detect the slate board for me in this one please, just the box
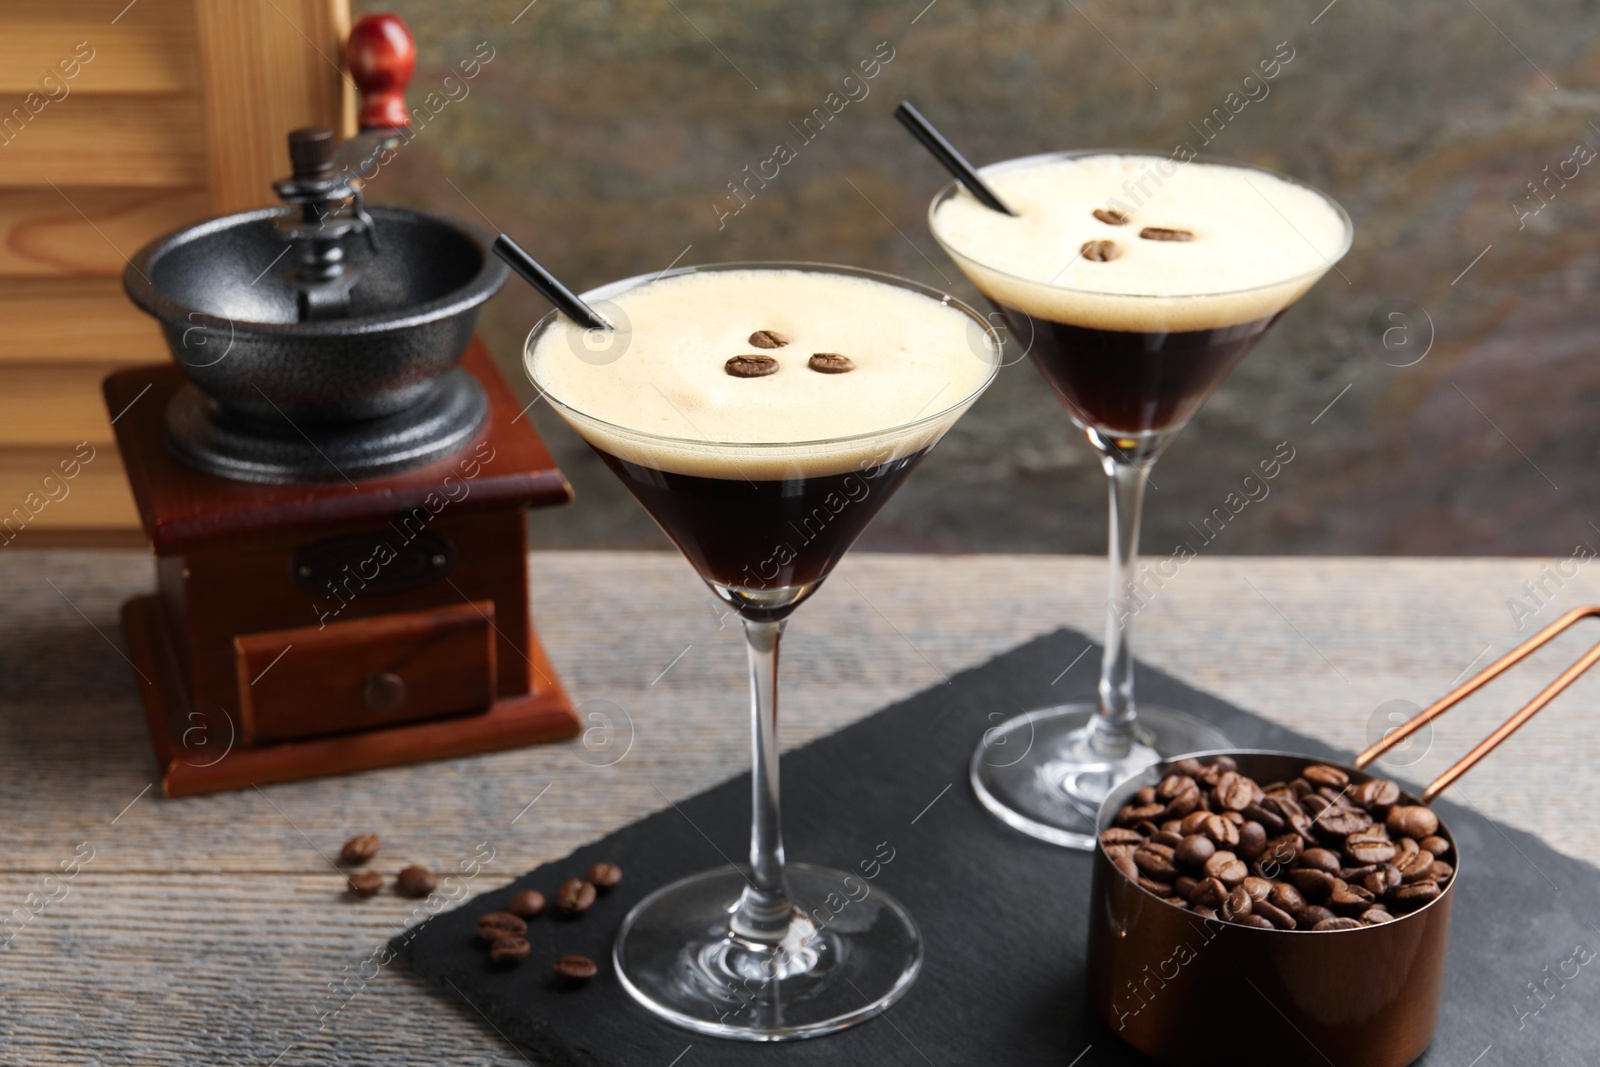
[395,629,1600,1065]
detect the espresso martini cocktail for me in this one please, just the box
[526,263,999,1040]
[929,151,1352,849]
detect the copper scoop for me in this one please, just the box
[1086,606,1600,1067]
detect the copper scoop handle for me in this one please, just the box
[1353,605,1600,803]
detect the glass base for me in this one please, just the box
[969,703,1231,849]
[613,863,922,1041]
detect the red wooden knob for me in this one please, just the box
[346,13,415,131]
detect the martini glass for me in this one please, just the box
[928,150,1353,849]
[524,262,1000,1039]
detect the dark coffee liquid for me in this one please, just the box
[994,302,1280,434]
[593,447,928,590]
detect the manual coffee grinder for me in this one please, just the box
[109,16,579,796]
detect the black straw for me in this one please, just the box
[493,234,611,331]
[893,100,1017,216]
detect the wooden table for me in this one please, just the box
[4,550,1597,1063]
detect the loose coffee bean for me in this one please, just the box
[1254,899,1297,930]
[1203,814,1240,848]
[1193,906,1220,920]
[1427,860,1454,882]
[1345,834,1397,865]
[555,877,597,916]
[510,889,546,919]
[347,872,384,898]
[1179,811,1212,835]
[396,865,437,898]
[1135,786,1158,805]
[1139,226,1195,242]
[1268,883,1305,912]
[1242,802,1286,834]
[1393,881,1442,904]
[553,954,599,982]
[1121,802,1167,823]
[1294,904,1337,927]
[1236,914,1276,929]
[477,912,527,943]
[1134,843,1180,881]
[1242,876,1275,902]
[1175,834,1215,868]
[1361,907,1396,925]
[1222,885,1253,921]
[1289,868,1340,901]
[725,354,779,378]
[1175,875,1202,900]
[1387,805,1439,839]
[1355,778,1401,810]
[1214,857,1249,887]
[1313,917,1364,932]
[1100,828,1144,846]
[1164,896,1191,910]
[1112,851,1139,882]
[1157,774,1196,800]
[1301,848,1342,873]
[1329,883,1376,914]
[587,862,623,891]
[1237,821,1268,863]
[490,937,531,966]
[1395,849,1435,883]
[340,833,380,865]
[748,329,789,349]
[1214,771,1254,811]
[1260,834,1302,870]
[1150,830,1186,849]
[1190,876,1229,909]
[1092,207,1130,225]
[1318,808,1374,836]
[808,353,855,374]
[1362,867,1400,897]
[1137,875,1175,896]
[1303,764,1350,789]
[1164,787,1203,818]
[1081,239,1120,262]
[1420,835,1451,858]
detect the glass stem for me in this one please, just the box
[733,617,794,943]
[1090,441,1159,759]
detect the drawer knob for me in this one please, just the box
[363,672,407,714]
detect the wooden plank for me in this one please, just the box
[0,0,200,95]
[0,361,125,445]
[1,553,1597,868]
[0,278,167,363]
[0,187,210,277]
[0,94,207,188]
[0,443,137,532]
[194,0,354,214]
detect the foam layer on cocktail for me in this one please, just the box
[931,154,1350,333]
[527,268,996,478]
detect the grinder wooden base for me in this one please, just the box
[106,339,581,797]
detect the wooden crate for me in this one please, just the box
[0,0,354,545]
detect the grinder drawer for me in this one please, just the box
[234,601,497,744]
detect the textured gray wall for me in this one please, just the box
[355,0,1600,557]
